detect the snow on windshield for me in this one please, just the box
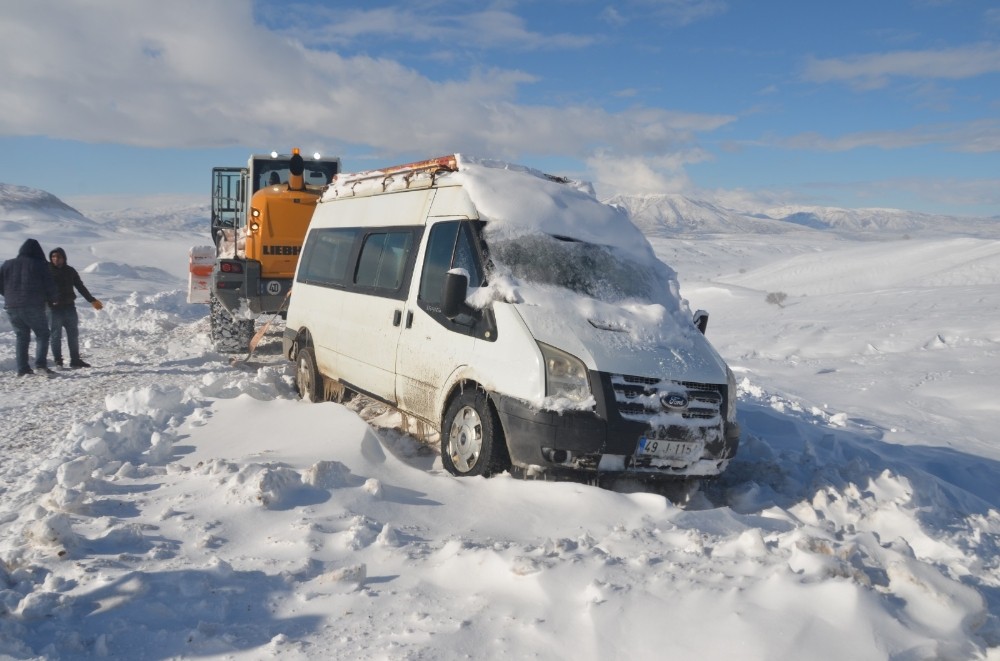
[487,233,659,303]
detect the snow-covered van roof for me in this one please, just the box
[322,154,658,264]
[320,154,702,354]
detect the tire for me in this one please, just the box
[296,347,323,402]
[209,292,254,353]
[441,388,510,477]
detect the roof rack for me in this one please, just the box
[382,155,457,177]
[335,155,458,194]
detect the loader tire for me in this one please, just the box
[209,292,254,353]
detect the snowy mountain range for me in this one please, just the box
[2,181,997,242]
[606,191,1000,238]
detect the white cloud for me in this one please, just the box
[272,6,598,51]
[0,0,730,164]
[632,0,728,26]
[803,43,1000,89]
[761,119,1000,154]
[585,148,711,197]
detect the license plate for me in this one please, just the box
[637,437,702,460]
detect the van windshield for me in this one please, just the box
[487,233,660,303]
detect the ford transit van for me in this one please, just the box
[283,155,739,482]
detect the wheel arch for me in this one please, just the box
[440,378,509,451]
[290,326,313,361]
[439,378,512,477]
[440,378,494,429]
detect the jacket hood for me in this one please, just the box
[49,247,67,262]
[18,239,45,260]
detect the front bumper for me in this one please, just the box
[494,370,739,478]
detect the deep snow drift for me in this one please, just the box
[0,184,999,660]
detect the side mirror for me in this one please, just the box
[441,270,476,319]
[693,309,709,334]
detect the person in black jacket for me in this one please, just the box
[47,247,103,368]
[0,238,59,376]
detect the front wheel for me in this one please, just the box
[441,388,510,477]
[296,347,323,402]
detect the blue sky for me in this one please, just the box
[1,0,998,216]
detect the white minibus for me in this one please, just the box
[283,155,739,483]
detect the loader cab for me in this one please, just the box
[210,152,340,252]
[249,153,338,194]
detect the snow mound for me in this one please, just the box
[81,261,176,284]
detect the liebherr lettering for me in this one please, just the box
[262,245,301,255]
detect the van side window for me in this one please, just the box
[355,231,414,291]
[419,221,483,305]
[298,228,358,286]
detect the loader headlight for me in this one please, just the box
[539,342,591,404]
[249,222,260,232]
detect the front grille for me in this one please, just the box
[610,374,724,423]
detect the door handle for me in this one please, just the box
[392,309,402,327]
[405,310,414,329]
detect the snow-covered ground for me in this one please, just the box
[1,184,999,660]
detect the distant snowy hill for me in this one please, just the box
[0,184,203,281]
[0,184,209,247]
[763,204,956,234]
[605,193,798,236]
[0,182,87,219]
[606,192,999,239]
[0,183,102,240]
[82,201,209,235]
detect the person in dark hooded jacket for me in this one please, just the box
[0,238,58,376]
[47,247,103,368]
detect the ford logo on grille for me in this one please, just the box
[661,392,688,410]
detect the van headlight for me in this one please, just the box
[539,342,591,404]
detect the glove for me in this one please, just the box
[91,299,104,311]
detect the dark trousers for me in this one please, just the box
[48,305,81,363]
[6,305,50,372]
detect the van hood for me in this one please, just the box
[511,295,729,385]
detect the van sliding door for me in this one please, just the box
[336,228,419,403]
